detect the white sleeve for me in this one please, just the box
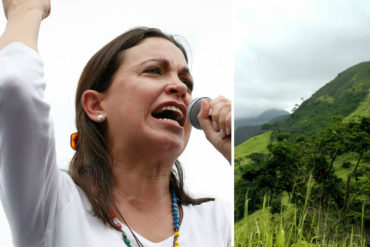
[0,43,59,247]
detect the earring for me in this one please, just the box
[97,114,105,122]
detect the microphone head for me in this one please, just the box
[186,97,211,129]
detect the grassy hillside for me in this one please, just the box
[235,131,272,162]
[235,131,271,181]
[234,62,370,246]
[234,125,263,146]
[235,110,289,145]
[345,89,370,120]
[274,61,370,142]
[235,61,370,178]
[234,118,370,245]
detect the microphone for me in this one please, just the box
[186,97,211,129]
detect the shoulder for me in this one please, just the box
[183,198,231,223]
[180,199,232,246]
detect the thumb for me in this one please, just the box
[198,99,213,133]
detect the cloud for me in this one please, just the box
[235,0,370,118]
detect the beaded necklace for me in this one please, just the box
[111,188,180,247]
[70,135,181,245]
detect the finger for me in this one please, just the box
[208,95,228,109]
[209,101,223,132]
[225,111,231,136]
[198,100,219,147]
[44,6,51,19]
[209,97,231,136]
[221,101,232,137]
[198,99,224,145]
[218,106,229,138]
[198,99,213,132]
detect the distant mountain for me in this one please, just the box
[234,109,289,146]
[235,109,290,127]
[274,61,370,142]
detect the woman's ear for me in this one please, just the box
[81,90,106,122]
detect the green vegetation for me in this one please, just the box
[235,131,272,161]
[346,89,370,120]
[235,131,271,181]
[234,117,370,246]
[235,181,368,247]
[317,95,334,104]
[272,62,370,142]
[234,62,370,246]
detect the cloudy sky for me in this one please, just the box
[0,1,232,246]
[235,0,370,119]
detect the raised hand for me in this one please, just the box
[2,0,50,19]
[0,0,50,50]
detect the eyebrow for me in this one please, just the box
[139,58,168,66]
[139,58,191,74]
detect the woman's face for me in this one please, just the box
[102,37,193,160]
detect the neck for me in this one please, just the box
[109,152,180,243]
[111,155,175,208]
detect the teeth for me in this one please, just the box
[159,105,184,118]
[159,118,181,126]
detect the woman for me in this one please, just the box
[0,0,231,246]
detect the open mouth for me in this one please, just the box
[152,105,185,127]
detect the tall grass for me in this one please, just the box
[235,176,368,247]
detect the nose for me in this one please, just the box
[165,79,187,98]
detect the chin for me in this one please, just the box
[158,136,186,153]
[139,125,190,157]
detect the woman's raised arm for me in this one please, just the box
[0,0,50,50]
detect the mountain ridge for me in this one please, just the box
[235,60,370,157]
[235,109,290,127]
[235,109,289,146]
[275,61,370,141]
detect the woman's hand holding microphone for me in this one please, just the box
[197,96,232,164]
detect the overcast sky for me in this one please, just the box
[0,1,232,246]
[235,0,370,119]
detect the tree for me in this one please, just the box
[262,123,272,131]
[331,117,370,232]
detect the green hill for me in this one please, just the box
[235,131,272,161]
[235,61,370,169]
[345,88,370,120]
[275,61,370,141]
[235,131,271,181]
[234,61,370,246]
[234,125,263,146]
[235,109,289,146]
[235,60,370,202]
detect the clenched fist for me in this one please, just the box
[2,0,50,19]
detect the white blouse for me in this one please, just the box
[0,42,231,247]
